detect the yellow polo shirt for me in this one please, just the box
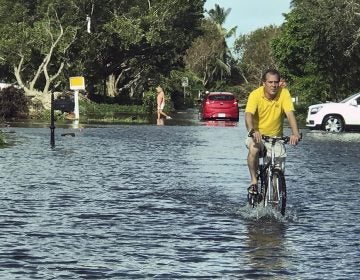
[245,86,294,136]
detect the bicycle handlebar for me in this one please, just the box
[262,133,302,144]
[248,129,302,144]
[262,135,290,144]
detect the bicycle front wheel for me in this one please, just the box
[272,169,287,216]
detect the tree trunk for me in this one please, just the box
[107,74,116,97]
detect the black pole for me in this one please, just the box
[50,92,55,148]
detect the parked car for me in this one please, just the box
[306,92,360,132]
[200,92,239,121]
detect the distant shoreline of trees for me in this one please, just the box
[0,0,359,120]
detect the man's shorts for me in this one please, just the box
[245,136,287,171]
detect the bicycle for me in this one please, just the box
[247,134,301,216]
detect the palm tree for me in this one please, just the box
[207,4,237,83]
[208,4,230,26]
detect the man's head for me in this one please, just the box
[262,69,281,99]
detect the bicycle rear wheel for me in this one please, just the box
[272,169,287,215]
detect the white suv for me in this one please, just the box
[306,92,360,132]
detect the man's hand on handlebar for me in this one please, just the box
[289,133,302,146]
[248,129,302,145]
[248,129,262,143]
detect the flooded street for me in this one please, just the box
[0,113,359,279]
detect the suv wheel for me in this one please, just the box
[323,115,344,132]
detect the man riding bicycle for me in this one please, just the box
[245,69,301,195]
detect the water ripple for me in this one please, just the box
[0,123,359,278]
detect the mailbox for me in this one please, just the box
[53,98,75,113]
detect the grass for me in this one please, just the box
[0,131,7,146]
[84,114,149,124]
[79,99,151,123]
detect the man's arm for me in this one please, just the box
[245,112,261,143]
[285,110,301,145]
[245,112,253,132]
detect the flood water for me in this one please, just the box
[1,112,359,279]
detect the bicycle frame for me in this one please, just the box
[263,137,283,208]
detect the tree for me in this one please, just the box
[0,86,28,119]
[273,0,360,103]
[0,0,205,108]
[207,4,237,84]
[0,0,79,101]
[234,25,281,85]
[207,3,231,26]
[184,4,237,89]
[184,20,227,88]
[78,0,205,100]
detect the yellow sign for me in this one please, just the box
[69,76,85,90]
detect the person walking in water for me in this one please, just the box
[156,86,172,120]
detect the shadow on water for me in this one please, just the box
[242,219,290,279]
[232,199,292,278]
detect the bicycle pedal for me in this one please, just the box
[247,194,257,207]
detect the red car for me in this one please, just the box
[200,92,239,121]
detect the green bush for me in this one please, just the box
[142,89,174,115]
[142,90,157,115]
[0,86,29,119]
[294,103,308,128]
[81,102,144,116]
[78,98,147,123]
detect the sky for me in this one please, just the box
[204,0,292,47]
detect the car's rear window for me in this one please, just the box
[208,95,234,101]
